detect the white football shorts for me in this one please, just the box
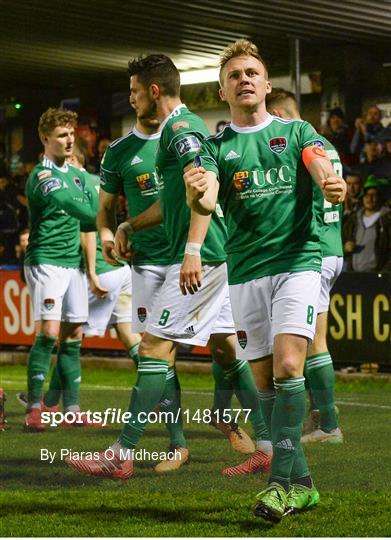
[318,256,343,313]
[25,264,88,323]
[229,270,321,360]
[83,264,132,337]
[146,262,235,345]
[131,264,170,332]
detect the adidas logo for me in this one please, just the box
[224,150,240,161]
[275,438,295,450]
[131,155,143,165]
[184,325,195,336]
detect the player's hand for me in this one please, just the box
[322,176,346,204]
[180,254,203,295]
[114,226,133,262]
[89,274,109,299]
[101,240,123,267]
[344,240,356,254]
[184,167,208,205]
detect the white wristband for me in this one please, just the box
[185,242,202,256]
[118,221,135,237]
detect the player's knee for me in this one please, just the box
[278,357,302,378]
[39,330,58,341]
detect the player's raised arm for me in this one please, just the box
[302,144,347,205]
[184,166,219,215]
[40,176,97,226]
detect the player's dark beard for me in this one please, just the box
[138,101,158,123]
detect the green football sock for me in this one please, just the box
[159,367,186,448]
[258,390,276,434]
[129,343,139,366]
[57,340,82,409]
[223,359,270,442]
[270,377,307,485]
[43,362,62,407]
[27,334,57,408]
[212,360,234,416]
[290,444,310,483]
[119,357,169,449]
[305,353,338,432]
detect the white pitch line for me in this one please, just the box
[2,379,391,410]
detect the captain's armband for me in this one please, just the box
[302,145,328,170]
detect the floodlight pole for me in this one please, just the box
[290,37,301,111]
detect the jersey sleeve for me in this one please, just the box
[198,138,220,177]
[34,173,97,228]
[165,121,207,169]
[299,121,326,150]
[79,172,99,232]
[100,146,122,194]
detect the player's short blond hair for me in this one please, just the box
[38,108,78,141]
[219,39,268,83]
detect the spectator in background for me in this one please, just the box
[321,107,354,170]
[358,134,391,183]
[0,167,19,262]
[344,171,362,218]
[15,228,29,282]
[343,177,391,272]
[88,137,111,173]
[351,105,388,160]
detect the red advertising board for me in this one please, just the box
[0,270,208,355]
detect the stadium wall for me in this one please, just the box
[0,270,390,370]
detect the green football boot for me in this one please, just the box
[284,483,320,515]
[254,482,288,523]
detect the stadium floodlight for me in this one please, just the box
[180,67,220,85]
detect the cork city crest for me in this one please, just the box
[43,298,55,311]
[137,307,147,322]
[237,330,247,349]
[233,171,251,192]
[269,137,287,154]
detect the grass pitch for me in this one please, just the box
[1,364,390,537]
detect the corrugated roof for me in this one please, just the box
[0,0,390,92]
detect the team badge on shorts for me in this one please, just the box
[269,137,287,155]
[43,298,55,311]
[233,171,251,192]
[237,330,247,349]
[73,177,83,190]
[137,307,147,323]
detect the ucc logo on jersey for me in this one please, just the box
[233,171,251,192]
[137,307,147,323]
[136,173,153,191]
[73,177,83,190]
[269,137,287,155]
[237,330,247,349]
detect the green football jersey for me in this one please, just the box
[156,104,227,264]
[25,157,96,268]
[312,136,344,258]
[100,128,171,266]
[199,114,323,285]
[82,171,126,275]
